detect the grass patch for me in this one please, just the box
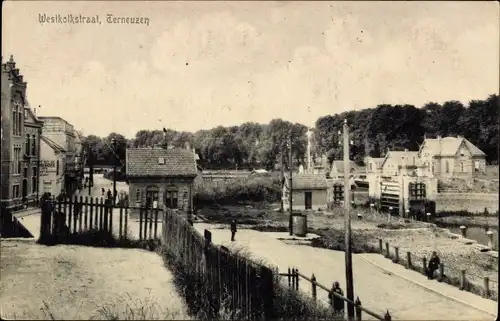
[39,291,187,320]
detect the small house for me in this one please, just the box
[365,157,385,175]
[418,136,487,179]
[126,147,198,214]
[282,173,328,211]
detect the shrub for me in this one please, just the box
[194,175,282,206]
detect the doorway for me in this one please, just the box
[22,179,28,203]
[304,191,312,210]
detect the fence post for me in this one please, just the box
[460,225,467,238]
[288,267,291,288]
[311,274,317,301]
[459,270,466,290]
[422,257,427,275]
[394,247,399,263]
[385,242,390,258]
[406,252,412,269]
[355,297,362,321]
[379,239,383,253]
[483,277,490,298]
[384,310,392,321]
[438,263,445,282]
[295,268,299,291]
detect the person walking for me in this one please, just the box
[101,188,105,196]
[328,281,345,317]
[106,189,112,200]
[427,251,441,280]
[230,219,237,242]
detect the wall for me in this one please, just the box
[39,139,64,196]
[284,189,328,211]
[436,193,499,213]
[128,177,195,216]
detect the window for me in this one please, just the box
[12,105,17,135]
[23,167,28,178]
[145,186,159,209]
[369,163,373,171]
[12,185,19,198]
[32,167,37,193]
[445,161,449,173]
[136,189,141,203]
[13,147,21,174]
[25,135,30,155]
[474,161,480,172]
[461,162,465,172]
[165,188,178,209]
[31,135,36,155]
[56,160,60,176]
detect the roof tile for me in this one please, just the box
[126,148,197,178]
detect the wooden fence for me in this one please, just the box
[39,196,161,242]
[377,239,498,301]
[161,207,275,320]
[280,268,392,321]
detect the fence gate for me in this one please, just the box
[380,180,399,212]
[39,196,162,243]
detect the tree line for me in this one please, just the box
[81,94,499,169]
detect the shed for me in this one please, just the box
[282,173,328,211]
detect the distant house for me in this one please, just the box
[126,147,198,214]
[380,150,420,177]
[329,160,360,180]
[39,135,66,196]
[283,173,328,210]
[365,157,385,175]
[418,136,487,179]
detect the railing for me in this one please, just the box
[377,238,498,301]
[279,268,392,321]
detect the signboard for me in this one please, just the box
[39,160,56,177]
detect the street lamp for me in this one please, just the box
[111,138,117,205]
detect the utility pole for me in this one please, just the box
[280,146,284,212]
[288,134,293,236]
[88,145,93,196]
[343,119,355,320]
[111,138,117,206]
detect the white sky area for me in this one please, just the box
[2,1,499,138]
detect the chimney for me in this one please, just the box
[184,141,191,150]
[404,148,408,152]
[457,135,463,139]
[437,135,442,140]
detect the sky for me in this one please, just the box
[2,1,499,138]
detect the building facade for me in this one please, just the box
[283,173,328,211]
[39,135,66,196]
[126,147,198,216]
[1,55,43,210]
[380,150,420,177]
[329,160,360,180]
[38,116,84,195]
[418,136,487,179]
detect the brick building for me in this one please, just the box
[1,55,43,210]
[126,147,198,215]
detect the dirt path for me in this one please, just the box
[0,240,189,320]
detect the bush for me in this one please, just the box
[194,175,282,206]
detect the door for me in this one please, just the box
[304,191,312,210]
[22,179,28,201]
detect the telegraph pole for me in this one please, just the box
[88,145,93,196]
[111,138,117,206]
[288,134,293,236]
[343,119,355,320]
[280,146,284,212]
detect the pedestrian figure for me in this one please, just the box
[230,219,237,241]
[101,188,105,196]
[107,189,112,200]
[427,251,441,280]
[328,281,344,316]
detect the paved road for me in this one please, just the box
[194,223,496,320]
